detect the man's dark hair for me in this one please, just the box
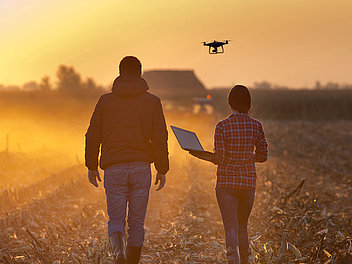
[228,85,251,113]
[119,56,142,76]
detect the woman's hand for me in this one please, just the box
[188,150,214,162]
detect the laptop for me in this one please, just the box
[170,125,213,154]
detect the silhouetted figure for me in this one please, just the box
[189,85,268,264]
[85,56,169,264]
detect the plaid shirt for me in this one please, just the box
[212,113,268,190]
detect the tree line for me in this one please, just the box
[1,66,352,92]
[0,65,104,93]
[252,80,352,90]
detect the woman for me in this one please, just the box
[189,85,268,264]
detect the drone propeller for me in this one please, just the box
[202,40,231,43]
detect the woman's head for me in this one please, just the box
[228,85,251,113]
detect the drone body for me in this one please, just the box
[203,40,230,54]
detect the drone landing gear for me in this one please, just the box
[208,46,224,54]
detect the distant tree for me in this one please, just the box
[82,77,99,91]
[56,65,82,92]
[23,81,39,91]
[274,84,289,90]
[39,76,52,91]
[315,81,322,90]
[6,85,21,91]
[341,84,352,90]
[325,82,340,90]
[254,81,272,90]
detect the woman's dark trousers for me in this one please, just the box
[216,188,255,264]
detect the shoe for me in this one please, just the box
[109,232,126,264]
[126,246,142,264]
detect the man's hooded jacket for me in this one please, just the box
[85,75,169,175]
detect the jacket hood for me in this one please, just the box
[112,75,149,97]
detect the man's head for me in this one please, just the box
[228,85,251,113]
[119,56,142,77]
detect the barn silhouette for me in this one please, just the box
[142,70,207,98]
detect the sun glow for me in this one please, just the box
[1,0,352,88]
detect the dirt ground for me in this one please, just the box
[0,117,351,263]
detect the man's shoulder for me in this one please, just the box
[144,91,160,102]
[98,91,161,107]
[140,92,162,106]
[97,92,114,102]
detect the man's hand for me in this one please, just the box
[88,170,101,187]
[154,173,166,191]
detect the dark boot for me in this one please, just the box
[126,246,142,264]
[109,232,126,264]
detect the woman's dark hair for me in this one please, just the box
[228,85,251,113]
[119,56,142,76]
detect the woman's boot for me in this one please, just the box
[109,232,126,264]
[126,246,142,264]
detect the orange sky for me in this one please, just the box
[1,0,352,88]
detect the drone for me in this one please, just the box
[203,40,230,54]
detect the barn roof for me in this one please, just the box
[142,70,206,96]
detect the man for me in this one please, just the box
[85,56,169,264]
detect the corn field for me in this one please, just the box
[0,111,351,263]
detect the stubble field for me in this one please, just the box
[0,109,351,263]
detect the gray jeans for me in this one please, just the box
[104,161,151,247]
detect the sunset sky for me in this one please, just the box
[1,0,351,88]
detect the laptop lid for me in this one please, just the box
[170,125,204,151]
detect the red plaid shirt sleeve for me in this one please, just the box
[254,123,268,162]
